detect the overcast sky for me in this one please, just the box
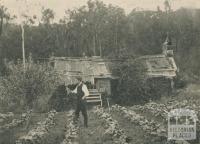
[1,0,200,23]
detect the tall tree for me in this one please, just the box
[0,4,10,36]
[63,0,127,57]
[41,8,55,24]
[0,2,10,76]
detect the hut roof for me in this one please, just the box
[51,54,177,80]
[139,54,177,78]
[52,57,113,78]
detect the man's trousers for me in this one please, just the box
[74,99,88,127]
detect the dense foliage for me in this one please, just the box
[112,58,150,105]
[0,60,60,111]
[112,57,174,105]
[0,0,200,77]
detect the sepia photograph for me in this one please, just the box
[0,0,200,144]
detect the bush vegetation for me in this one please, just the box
[0,60,60,112]
[0,0,200,78]
[112,57,174,105]
[112,58,149,105]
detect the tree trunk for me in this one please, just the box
[0,16,3,36]
[21,24,26,72]
[115,16,118,53]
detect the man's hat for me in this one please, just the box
[76,76,82,81]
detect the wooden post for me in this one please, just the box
[107,98,110,112]
[93,35,96,56]
[99,40,102,57]
[170,78,174,93]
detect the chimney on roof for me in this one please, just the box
[162,33,173,57]
[50,52,55,58]
[82,52,87,58]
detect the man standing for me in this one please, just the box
[71,76,89,127]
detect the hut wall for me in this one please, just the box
[95,78,111,95]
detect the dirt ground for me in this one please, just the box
[0,83,200,144]
[0,110,165,144]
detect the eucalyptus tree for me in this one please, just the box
[63,0,127,57]
[0,2,11,76]
[41,8,55,25]
[0,3,10,36]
